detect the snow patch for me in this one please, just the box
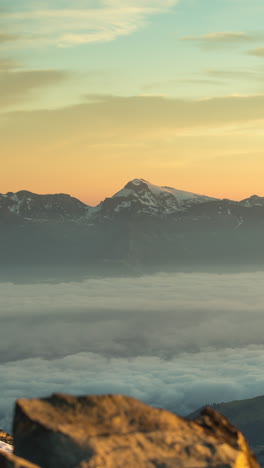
[114,201,132,212]
[113,188,133,199]
[234,217,244,230]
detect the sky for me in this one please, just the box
[1,0,264,205]
[1,271,264,431]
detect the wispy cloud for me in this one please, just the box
[207,68,264,82]
[248,47,264,57]
[0,58,19,71]
[142,78,225,92]
[0,33,20,43]
[142,65,264,93]
[181,32,257,49]
[0,69,70,108]
[0,0,179,47]
[182,32,251,42]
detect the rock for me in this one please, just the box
[0,433,13,446]
[0,451,40,468]
[12,393,259,468]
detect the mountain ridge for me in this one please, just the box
[1,178,262,223]
[1,178,264,268]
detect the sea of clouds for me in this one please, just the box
[1,271,264,430]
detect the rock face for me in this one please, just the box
[7,393,259,468]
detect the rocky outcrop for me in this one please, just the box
[2,393,259,468]
[189,395,264,448]
[0,433,13,446]
[0,431,13,460]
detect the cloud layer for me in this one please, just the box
[1,271,264,430]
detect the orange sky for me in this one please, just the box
[1,1,264,205]
[1,95,264,205]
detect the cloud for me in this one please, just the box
[0,69,70,108]
[0,58,19,71]
[1,348,264,432]
[207,68,264,82]
[1,271,264,431]
[248,47,264,57]
[143,67,264,92]
[0,33,20,43]
[181,32,255,49]
[182,32,251,42]
[0,0,179,47]
[142,78,225,92]
[2,93,264,137]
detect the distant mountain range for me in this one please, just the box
[2,178,264,222]
[1,179,264,269]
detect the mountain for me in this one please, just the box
[188,394,264,466]
[241,195,264,208]
[96,179,217,219]
[0,180,217,223]
[1,180,264,225]
[1,179,264,271]
[0,190,90,222]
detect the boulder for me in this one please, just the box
[11,393,259,468]
[0,433,13,446]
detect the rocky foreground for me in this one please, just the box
[0,432,13,447]
[0,393,259,468]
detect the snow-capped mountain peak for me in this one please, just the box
[99,178,218,218]
[114,179,215,201]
